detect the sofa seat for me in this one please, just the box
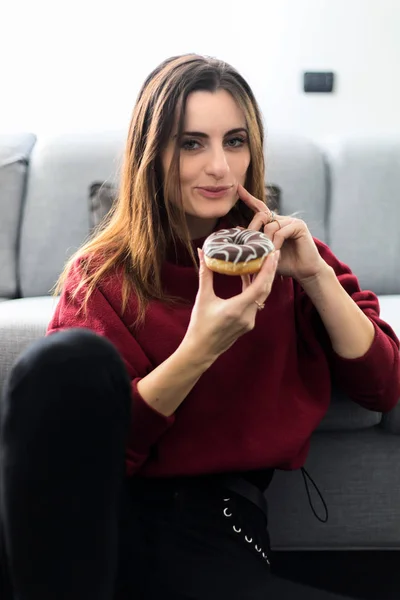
[2,293,398,434]
[318,294,400,433]
[0,296,59,397]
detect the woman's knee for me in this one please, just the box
[3,328,131,417]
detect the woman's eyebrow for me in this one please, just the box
[175,127,248,139]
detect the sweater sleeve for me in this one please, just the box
[46,259,175,475]
[294,239,400,412]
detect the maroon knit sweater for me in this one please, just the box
[47,232,400,478]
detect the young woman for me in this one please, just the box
[1,54,399,600]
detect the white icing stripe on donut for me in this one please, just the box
[203,228,275,264]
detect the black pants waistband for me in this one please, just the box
[130,470,274,520]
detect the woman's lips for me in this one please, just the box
[195,186,233,199]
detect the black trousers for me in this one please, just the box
[0,329,346,599]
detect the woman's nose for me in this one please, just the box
[204,147,230,179]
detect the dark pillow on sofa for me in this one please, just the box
[88,182,281,231]
[266,185,280,212]
[89,182,118,230]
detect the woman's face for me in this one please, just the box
[161,89,251,239]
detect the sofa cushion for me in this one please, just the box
[265,134,327,242]
[19,131,127,298]
[376,295,400,434]
[318,294,400,433]
[325,136,400,294]
[89,181,118,230]
[317,387,381,432]
[268,428,400,549]
[0,296,58,398]
[0,133,36,298]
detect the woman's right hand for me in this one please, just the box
[183,248,280,363]
[137,247,279,419]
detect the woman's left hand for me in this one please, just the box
[237,184,327,284]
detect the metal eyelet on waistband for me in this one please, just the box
[233,525,241,533]
[245,536,253,543]
[262,552,270,564]
[223,497,232,518]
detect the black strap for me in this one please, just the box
[221,475,269,520]
[301,467,329,523]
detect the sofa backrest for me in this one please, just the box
[19,131,127,298]
[265,135,327,241]
[0,133,36,298]
[18,132,328,298]
[325,135,400,294]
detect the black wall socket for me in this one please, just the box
[303,72,334,93]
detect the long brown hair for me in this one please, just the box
[53,54,268,325]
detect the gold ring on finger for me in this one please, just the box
[255,301,265,311]
[268,211,282,230]
[268,210,276,223]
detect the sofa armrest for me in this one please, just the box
[380,401,400,434]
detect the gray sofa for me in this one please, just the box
[0,131,399,551]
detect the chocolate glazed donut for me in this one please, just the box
[202,227,275,275]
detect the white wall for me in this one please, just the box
[1,0,399,140]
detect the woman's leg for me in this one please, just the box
[0,328,132,600]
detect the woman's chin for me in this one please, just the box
[188,199,235,221]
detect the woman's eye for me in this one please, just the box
[225,136,247,148]
[181,139,201,151]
